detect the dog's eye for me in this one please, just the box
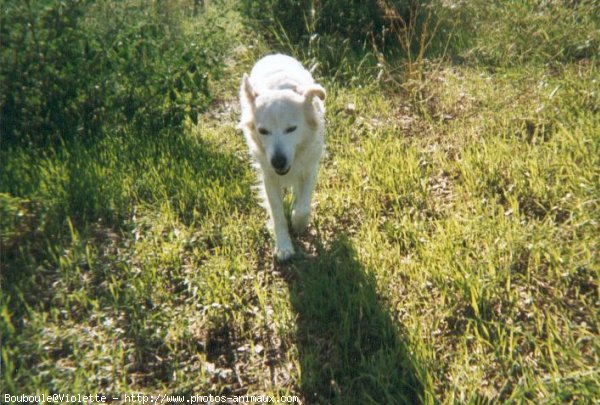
[285,126,297,134]
[258,128,270,135]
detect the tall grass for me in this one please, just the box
[240,0,451,82]
[459,0,600,67]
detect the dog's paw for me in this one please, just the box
[274,245,295,263]
[291,209,310,234]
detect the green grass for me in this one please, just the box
[2,0,599,403]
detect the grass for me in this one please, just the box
[1,0,599,403]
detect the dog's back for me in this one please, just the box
[249,54,315,93]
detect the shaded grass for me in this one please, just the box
[286,236,424,404]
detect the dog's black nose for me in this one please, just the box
[271,153,288,171]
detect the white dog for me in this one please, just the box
[239,54,326,262]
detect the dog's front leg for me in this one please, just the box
[292,169,317,234]
[263,177,294,262]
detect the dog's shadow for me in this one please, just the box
[281,235,424,404]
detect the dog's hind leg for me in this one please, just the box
[291,170,317,234]
[262,177,295,262]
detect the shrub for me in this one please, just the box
[241,0,450,81]
[0,0,223,147]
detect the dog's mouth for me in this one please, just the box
[275,166,290,176]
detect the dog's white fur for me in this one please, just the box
[239,54,326,261]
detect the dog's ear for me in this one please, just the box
[239,73,258,132]
[241,73,257,105]
[303,85,326,102]
[303,85,326,128]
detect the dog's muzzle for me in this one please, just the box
[271,153,290,176]
[275,167,290,175]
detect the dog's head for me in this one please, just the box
[240,73,326,176]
